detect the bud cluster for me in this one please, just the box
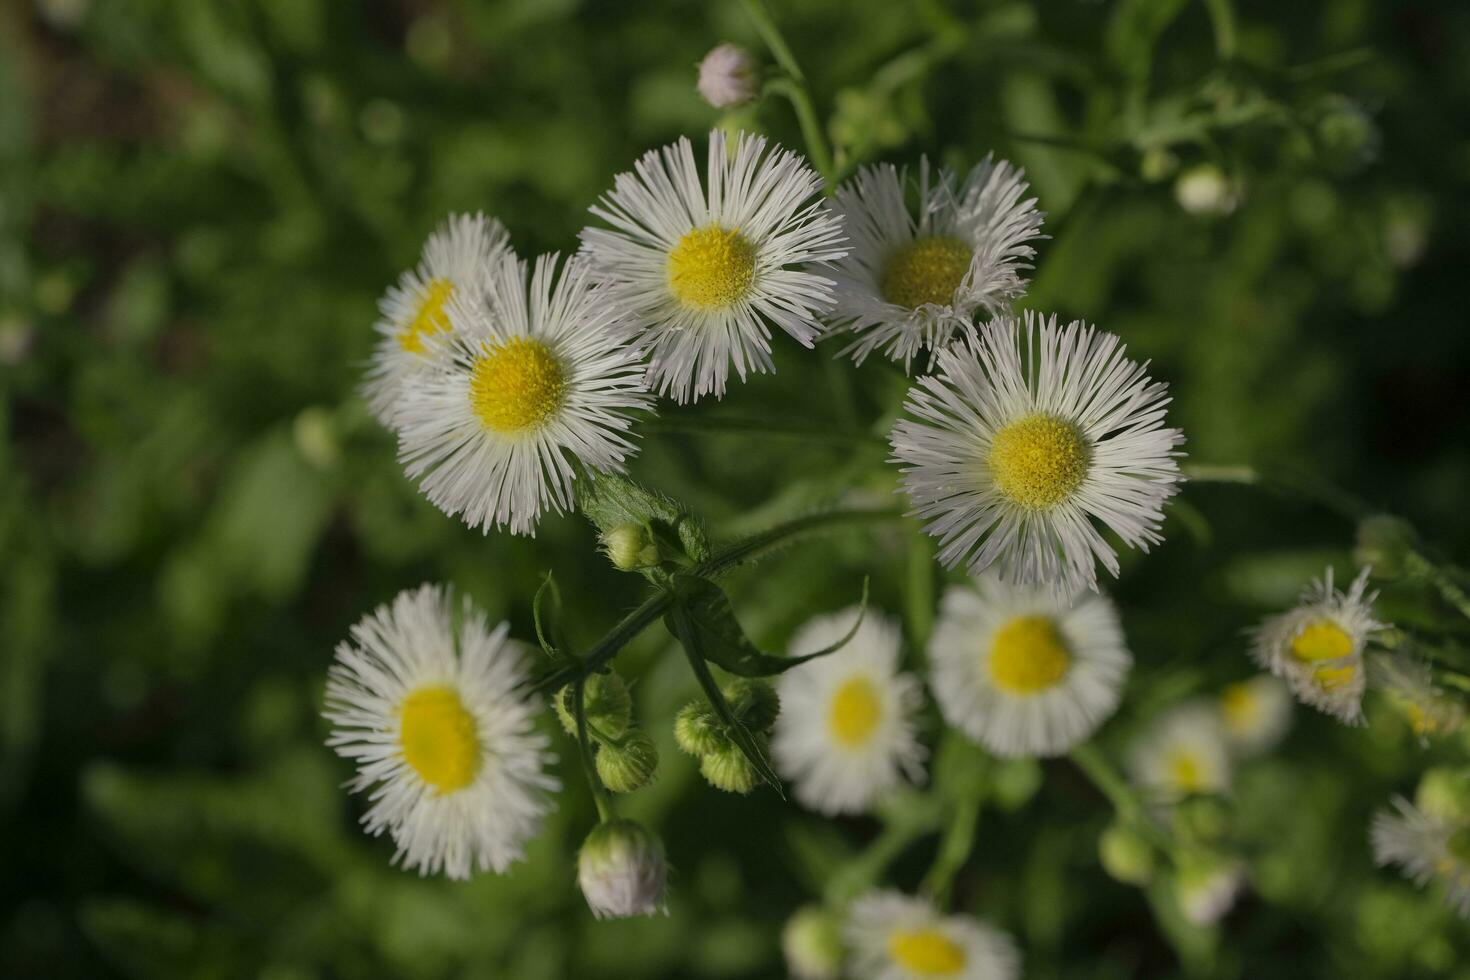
[675,678,779,794]
[557,670,660,794]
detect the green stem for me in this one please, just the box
[919,792,982,904]
[740,0,805,82]
[1070,742,1173,858]
[1406,549,1470,625]
[573,675,614,822]
[904,526,936,653]
[1181,461,1370,522]
[825,802,943,905]
[640,414,884,447]
[1201,0,1237,61]
[763,77,835,182]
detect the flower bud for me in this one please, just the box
[597,728,660,794]
[1416,768,1470,824]
[723,677,780,732]
[1173,796,1233,845]
[674,700,730,757]
[1353,514,1415,580]
[781,905,843,980]
[601,523,660,572]
[700,741,759,794]
[1099,821,1155,886]
[1174,163,1239,216]
[696,43,759,110]
[1175,852,1244,926]
[577,819,667,919]
[555,671,632,740]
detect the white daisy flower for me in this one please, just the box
[579,129,848,403]
[363,213,511,427]
[890,311,1185,595]
[324,584,558,879]
[394,251,653,535]
[772,607,925,815]
[1129,701,1231,802]
[1218,675,1293,757]
[1249,566,1385,725]
[1372,795,1470,919]
[847,890,1020,980]
[928,575,1131,758]
[826,157,1044,370]
[1370,653,1465,740]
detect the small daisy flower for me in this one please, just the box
[395,251,653,535]
[1371,653,1465,740]
[773,608,926,814]
[696,43,759,109]
[1250,566,1385,725]
[1372,795,1470,919]
[1129,701,1232,802]
[1218,675,1293,757]
[890,312,1185,595]
[579,129,848,403]
[826,157,1044,370]
[324,584,558,879]
[364,213,511,427]
[847,890,1020,980]
[928,575,1131,758]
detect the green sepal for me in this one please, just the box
[577,466,711,565]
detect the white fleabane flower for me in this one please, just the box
[847,890,1020,980]
[577,819,668,920]
[395,251,653,535]
[697,43,758,109]
[928,575,1131,758]
[364,213,511,428]
[1372,796,1470,919]
[1250,566,1385,725]
[580,129,848,403]
[826,157,1044,370]
[1370,652,1465,741]
[772,608,926,814]
[1219,675,1293,756]
[1129,701,1231,802]
[890,312,1185,594]
[324,584,558,879]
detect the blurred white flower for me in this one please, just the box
[1219,675,1292,756]
[577,819,668,919]
[847,890,1019,980]
[1372,795,1470,919]
[1176,853,1245,925]
[1371,653,1465,740]
[697,43,759,109]
[1174,164,1240,216]
[1130,701,1232,802]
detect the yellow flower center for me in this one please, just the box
[989,615,1072,695]
[667,225,756,309]
[880,236,972,309]
[1290,620,1353,662]
[468,337,567,433]
[988,414,1090,510]
[828,676,883,747]
[399,685,480,794]
[887,927,967,976]
[1166,750,1208,793]
[1313,662,1358,691]
[399,278,455,354]
[1220,683,1257,735]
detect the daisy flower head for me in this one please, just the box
[890,311,1185,594]
[1250,566,1385,725]
[1219,675,1293,757]
[826,156,1045,370]
[1370,653,1465,741]
[928,574,1131,758]
[1129,701,1232,803]
[323,584,558,879]
[579,129,848,403]
[1372,795,1470,919]
[394,250,654,536]
[364,213,511,428]
[773,607,926,815]
[847,890,1020,980]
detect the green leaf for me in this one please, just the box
[531,572,572,665]
[577,466,711,563]
[665,601,784,796]
[671,573,869,677]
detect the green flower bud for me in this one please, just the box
[723,677,780,732]
[1173,796,1233,845]
[1174,163,1239,217]
[577,819,667,919]
[781,905,843,980]
[597,728,659,794]
[700,741,759,794]
[1354,514,1415,580]
[1415,767,1470,823]
[1139,146,1179,183]
[601,523,660,572]
[674,700,730,757]
[1099,821,1155,886]
[555,671,633,740]
[1174,851,1244,926]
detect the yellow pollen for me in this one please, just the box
[667,225,756,309]
[828,677,883,747]
[988,414,1090,510]
[989,615,1071,695]
[880,236,972,309]
[399,685,480,794]
[1290,620,1354,663]
[887,927,967,976]
[1313,662,1358,692]
[399,278,455,354]
[1220,683,1257,735]
[468,337,566,433]
[1167,749,1205,793]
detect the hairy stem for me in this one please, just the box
[1070,742,1174,858]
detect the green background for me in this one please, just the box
[3,0,1469,977]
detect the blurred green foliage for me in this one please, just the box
[3,0,1470,977]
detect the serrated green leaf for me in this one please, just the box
[577,466,711,563]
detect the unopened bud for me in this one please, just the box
[782,905,843,980]
[555,672,632,740]
[1354,514,1415,580]
[578,819,667,919]
[601,523,660,572]
[1416,768,1470,824]
[1099,821,1155,886]
[674,700,730,757]
[1175,163,1239,217]
[1175,852,1244,926]
[700,741,759,794]
[697,43,759,110]
[597,728,660,794]
[723,677,780,732]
